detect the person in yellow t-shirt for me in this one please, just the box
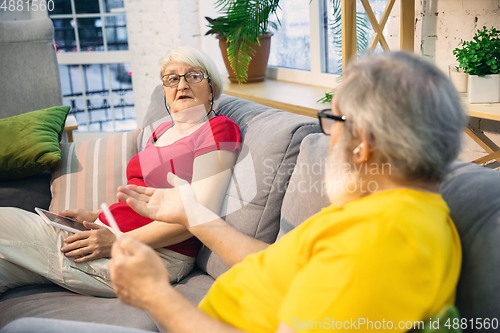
[0,51,467,333]
[197,189,461,332]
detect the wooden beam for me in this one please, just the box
[341,0,357,69]
[64,125,78,143]
[360,0,390,51]
[473,150,500,165]
[369,0,396,50]
[400,0,415,51]
[465,127,500,164]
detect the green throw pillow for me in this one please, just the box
[0,106,70,181]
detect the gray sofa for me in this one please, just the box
[0,19,61,213]
[0,85,321,329]
[1,18,500,333]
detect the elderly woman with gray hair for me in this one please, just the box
[0,46,241,297]
[2,51,466,333]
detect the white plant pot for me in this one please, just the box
[448,65,468,93]
[468,74,500,104]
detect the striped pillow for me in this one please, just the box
[49,129,140,213]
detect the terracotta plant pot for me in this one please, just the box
[217,33,274,83]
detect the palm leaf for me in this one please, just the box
[329,0,373,73]
[355,12,370,54]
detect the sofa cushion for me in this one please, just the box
[137,85,171,152]
[0,268,214,330]
[49,130,140,213]
[439,161,500,323]
[200,96,320,278]
[0,285,158,331]
[172,267,215,305]
[278,133,331,240]
[140,88,321,279]
[0,106,69,181]
[0,19,63,119]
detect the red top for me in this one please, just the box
[99,115,241,257]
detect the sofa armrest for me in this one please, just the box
[0,171,51,213]
[62,115,78,143]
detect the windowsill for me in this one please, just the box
[221,77,335,118]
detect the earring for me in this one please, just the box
[353,143,364,154]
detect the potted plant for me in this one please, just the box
[453,26,500,103]
[205,0,280,84]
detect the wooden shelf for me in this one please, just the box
[464,98,500,122]
[461,97,500,164]
[221,77,333,118]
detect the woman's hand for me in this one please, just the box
[61,222,116,263]
[109,235,171,310]
[117,172,199,228]
[58,209,101,223]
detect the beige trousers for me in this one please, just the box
[0,207,195,297]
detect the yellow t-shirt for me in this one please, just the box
[198,189,462,332]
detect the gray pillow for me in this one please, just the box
[197,95,320,279]
[439,161,500,322]
[137,84,171,152]
[0,285,158,330]
[278,133,331,240]
[0,19,62,119]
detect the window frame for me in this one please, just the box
[49,0,128,52]
[49,0,136,133]
[228,0,414,88]
[265,0,341,88]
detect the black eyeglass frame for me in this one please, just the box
[317,108,346,135]
[162,70,210,88]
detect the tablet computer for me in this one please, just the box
[35,208,89,233]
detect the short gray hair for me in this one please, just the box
[159,46,223,100]
[335,51,467,182]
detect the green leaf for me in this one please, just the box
[327,0,372,73]
[317,91,335,104]
[454,26,500,76]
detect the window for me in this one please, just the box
[59,63,135,132]
[267,0,391,86]
[324,0,390,74]
[268,0,311,71]
[49,0,137,132]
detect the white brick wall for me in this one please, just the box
[383,0,500,74]
[417,0,500,74]
[414,0,500,164]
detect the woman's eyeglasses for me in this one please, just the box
[317,109,346,135]
[162,71,210,87]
